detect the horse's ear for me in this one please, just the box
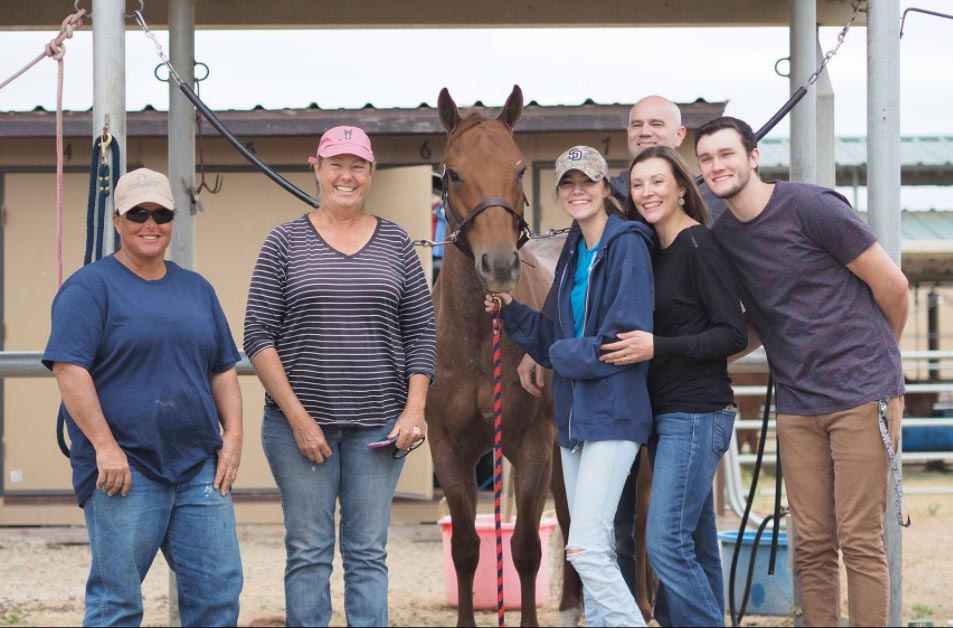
[497,84,523,131]
[438,88,461,133]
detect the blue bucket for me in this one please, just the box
[718,530,795,617]
[902,418,953,452]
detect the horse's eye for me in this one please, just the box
[518,167,527,180]
[448,169,462,184]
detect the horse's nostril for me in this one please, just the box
[480,253,492,274]
[511,252,520,271]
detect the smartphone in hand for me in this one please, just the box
[366,435,398,449]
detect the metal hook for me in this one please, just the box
[194,61,210,83]
[154,62,170,83]
[196,172,224,195]
[74,0,91,18]
[126,0,145,18]
[154,61,210,84]
[900,7,953,39]
[194,102,223,195]
[774,56,790,78]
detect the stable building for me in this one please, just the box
[1,102,951,525]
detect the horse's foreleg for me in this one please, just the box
[432,437,481,627]
[549,438,584,627]
[509,450,550,627]
[634,450,656,623]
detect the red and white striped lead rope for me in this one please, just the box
[0,9,87,287]
[491,299,505,627]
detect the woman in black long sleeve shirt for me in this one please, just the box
[601,146,747,627]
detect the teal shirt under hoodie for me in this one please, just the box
[501,214,655,449]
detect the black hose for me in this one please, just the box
[177,82,318,209]
[694,86,809,187]
[728,376,773,628]
[754,87,807,142]
[738,513,778,619]
[768,435,784,575]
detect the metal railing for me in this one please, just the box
[4,348,953,512]
[723,349,953,524]
[0,350,255,377]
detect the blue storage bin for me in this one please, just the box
[718,530,795,617]
[903,418,953,452]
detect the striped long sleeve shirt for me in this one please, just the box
[244,215,437,427]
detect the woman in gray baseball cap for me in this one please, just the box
[485,146,654,627]
[43,167,244,626]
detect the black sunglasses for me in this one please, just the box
[124,207,176,224]
[392,436,426,459]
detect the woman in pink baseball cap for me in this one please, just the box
[245,126,436,626]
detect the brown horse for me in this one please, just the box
[426,85,583,627]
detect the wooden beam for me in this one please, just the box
[2,0,864,30]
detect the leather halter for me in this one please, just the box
[441,166,531,258]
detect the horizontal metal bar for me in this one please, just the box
[738,452,953,464]
[735,418,953,429]
[900,350,953,360]
[0,352,49,377]
[728,349,953,372]
[0,351,255,377]
[761,486,953,496]
[904,487,953,495]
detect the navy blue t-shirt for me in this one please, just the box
[43,256,240,506]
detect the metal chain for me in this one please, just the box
[412,226,568,249]
[808,1,865,85]
[131,10,181,85]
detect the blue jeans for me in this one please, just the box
[612,451,642,599]
[82,457,242,627]
[261,406,405,627]
[646,409,735,627]
[561,439,646,628]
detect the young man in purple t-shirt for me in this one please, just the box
[694,116,909,627]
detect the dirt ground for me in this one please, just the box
[0,468,950,627]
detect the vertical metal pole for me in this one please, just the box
[169,0,196,270]
[868,1,903,625]
[789,0,817,183]
[814,39,836,189]
[92,0,127,253]
[852,167,860,210]
[168,8,196,625]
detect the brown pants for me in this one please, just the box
[776,397,901,628]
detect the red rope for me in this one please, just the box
[0,10,87,287]
[54,45,65,287]
[491,301,505,627]
[0,10,85,91]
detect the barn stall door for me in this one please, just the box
[196,164,437,500]
[364,164,435,499]
[3,173,88,497]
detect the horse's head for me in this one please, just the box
[438,85,528,293]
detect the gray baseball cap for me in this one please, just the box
[553,146,609,190]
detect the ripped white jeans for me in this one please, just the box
[561,439,646,627]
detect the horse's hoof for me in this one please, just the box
[559,606,583,627]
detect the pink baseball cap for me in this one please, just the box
[308,126,375,165]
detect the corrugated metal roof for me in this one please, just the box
[901,211,953,241]
[857,210,953,242]
[0,100,727,138]
[759,137,953,168]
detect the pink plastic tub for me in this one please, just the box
[437,513,557,609]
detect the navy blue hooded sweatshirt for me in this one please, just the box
[501,214,655,449]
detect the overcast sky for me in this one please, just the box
[0,0,950,207]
